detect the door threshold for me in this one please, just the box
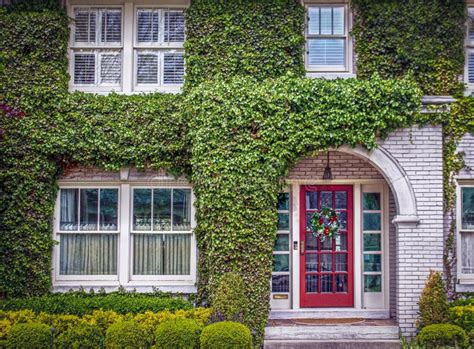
[270,309,390,319]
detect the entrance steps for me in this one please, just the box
[264,319,400,349]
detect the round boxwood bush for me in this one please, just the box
[155,318,202,349]
[417,324,468,348]
[7,322,51,348]
[105,320,147,348]
[55,322,104,349]
[200,321,252,349]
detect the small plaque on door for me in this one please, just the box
[273,294,288,300]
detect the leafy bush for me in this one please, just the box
[450,304,474,333]
[211,272,247,323]
[155,318,202,349]
[417,324,468,348]
[7,322,52,348]
[105,320,147,348]
[55,323,104,349]
[0,292,192,315]
[418,271,449,327]
[200,321,252,349]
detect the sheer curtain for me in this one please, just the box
[133,234,190,275]
[60,189,77,230]
[60,234,117,275]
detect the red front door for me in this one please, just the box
[300,185,354,307]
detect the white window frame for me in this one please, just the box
[69,5,124,93]
[304,3,353,75]
[53,182,197,289]
[457,183,474,283]
[465,7,474,93]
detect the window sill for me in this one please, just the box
[69,86,183,95]
[456,281,474,293]
[306,72,356,80]
[53,283,197,294]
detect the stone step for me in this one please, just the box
[264,340,401,349]
[270,309,390,319]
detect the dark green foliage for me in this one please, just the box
[417,324,468,348]
[6,322,52,349]
[105,320,147,348]
[211,272,248,323]
[187,75,421,344]
[154,318,202,349]
[184,0,305,87]
[0,292,192,315]
[55,323,104,349]
[200,321,252,349]
[351,0,465,95]
[418,271,450,327]
[7,0,62,12]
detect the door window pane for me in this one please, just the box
[278,213,289,230]
[60,189,78,230]
[364,275,382,292]
[461,232,474,274]
[363,193,381,210]
[335,253,347,272]
[320,191,332,209]
[306,191,318,210]
[272,275,289,293]
[364,233,381,251]
[321,236,332,250]
[274,234,289,251]
[321,274,333,293]
[273,254,289,272]
[462,188,474,229]
[335,191,347,209]
[153,189,171,231]
[321,254,332,272]
[173,189,191,230]
[306,233,317,250]
[100,189,118,230]
[306,254,318,272]
[60,234,117,275]
[80,189,98,230]
[335,233,347,251]
[336,274,348,293]
[338,211,347,230]
[306,275,318,293]
[364,254,382,272]
[133,189,152,230]
[363,213,381,231]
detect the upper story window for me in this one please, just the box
[458,185,474,282]
[466,8,474,90]
[306,5,350,73]
[69,4,185,94]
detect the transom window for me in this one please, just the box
[458,186,474,280]
[306,5,348,72]
[69,5,185,93]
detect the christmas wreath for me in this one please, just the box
[310,207,340,240]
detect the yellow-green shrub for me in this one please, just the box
[417,324,468,348]
[55,323,104,349]
[7,322,52,348]
[418,271,449,327]
[0,318,11,344]
[154,318,202,349]
[450,304,474,333]
[105,320,147,348]
[82,310,124,335]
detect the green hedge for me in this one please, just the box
[200,321,252,349]
[0,292,193,315]
[417,323,468,348]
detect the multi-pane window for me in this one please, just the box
[306,6,348,71]
[362,192,383,293]
[135,9,185,87]
[72,8,122,87]
[58,188,119,275]
[459,186,474,278]
[272,193,291,294]
[132,188,191,276]
[466,8,474,86]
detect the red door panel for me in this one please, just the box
[300,185,354,307]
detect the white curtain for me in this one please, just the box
[60,234,117,275]
[133,234,190,275]
[60,189,77,230]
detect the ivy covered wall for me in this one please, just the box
[1,0,473,345]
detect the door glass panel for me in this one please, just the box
[338,211,347,230]
[273,254,289,272]
[335,254,347,272]
[364,275,382,292]
[306,213,314,230]
[274,234,289,251]
[278,193,289,210]
[321,237,332,250]
[363,193,381,210]
[335,191,347,209]
[321,274,333,292]
[321,254,332,272]
[336,274,348,292]
[335,233,347,251]
[278,213,289,230]
[364,233,381,251]
[363,213,381,231]
[306,233,317,250]
[306,191,318,210]
[364,254,381,272]
[306,275,318,293]
[272,275,290,293]
[306,254,318,272]
[320,191,332,209]
[153,188,171,231]
[80,189,98,230]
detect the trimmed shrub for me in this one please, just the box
[418,271,449,327]
[417,324,468,348]
[450,304,474,333]
[55,323,104,349]
[211,272,248,323]
[0,292,192,315]
[105,320,147,348]
[7,322,51,348]
[155,318,202,349]
[200,321,252,349]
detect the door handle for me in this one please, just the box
[300,241,305,255]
